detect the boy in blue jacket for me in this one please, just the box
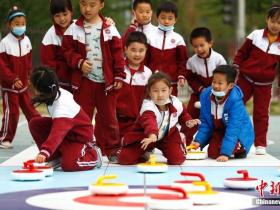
[190,65,254,162]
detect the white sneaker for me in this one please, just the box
[0,141,13,149]
[255,146,266,155]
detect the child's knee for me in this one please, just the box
[167,154,185,165]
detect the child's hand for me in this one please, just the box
[81,60,92,74]
[188,142,200,150]
[216,155,229,162]
[14,79,23,89]
[141,134,157,150]
[114,81,123,89]
[178,78,185,87]
[130,16,138,26]
[105,17,115,26]
[35,154,46,163]
[186,119,201,128]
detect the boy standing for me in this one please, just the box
[185,27,226,145]
[146,1,187,96]
[117,31,152,138]
[62,0,125,160]
[190,65,254,162]
[122,0,156,47]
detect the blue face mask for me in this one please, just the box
[12,26,26,36]
[158,24,174,32]
[212,89,226,97]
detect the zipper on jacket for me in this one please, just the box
[159,31,167,71]
[18,39,22,56]
[266,43,271,53]
[204,58,209,78]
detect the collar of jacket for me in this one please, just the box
[75,14,110,30]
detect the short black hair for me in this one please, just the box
[213,65,237,84]
[132,0,152,10]
[50,0,73,16]
[125,31,147,47]
[267,4,280,19]
[7,5,25,22]
[190,27,212,44]
[30,66,61,106]
[156,1,177,18]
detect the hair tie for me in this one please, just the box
[48,84,57,92]
[268,6,280,11]
[7,12,26,21]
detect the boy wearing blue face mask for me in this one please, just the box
[0,6,40,149]
[189,65,254,162]
[146,1,188,96]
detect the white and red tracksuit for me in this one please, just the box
[233,28,280,147]
[184,49,226,145]
[146,28,188,96]
[0,33,40,144]
[122,22,157,48]
[118,96,191,165]
[40,23,72,91]
[116,63,152,138]
[29,88,101,172]
[61,15,125,156]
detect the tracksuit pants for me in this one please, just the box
[0,90,40,143]
[29,117,100,172]
[118,131,185,165]
[73,78,120,157]
[237,75,272,147]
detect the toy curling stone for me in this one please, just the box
[224,170,258,189]
[11,162,45,181]
[186,145,207,160]
[173,172,207,192]
[187,181,219,205]
[89,175,128,195]
[24,160,53,177]
[137,155,168,173]
[147,186,193,210]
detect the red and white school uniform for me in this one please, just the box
[116,63,152,138]
[40,24,72,91]
[62,15,125,157]
[233,29,280,147]
[29,88,101,172]
[185,49,226,144]
[122,22,157,48]
[118,96,191,165]
[146,28,188,96]
[0,33,40,144]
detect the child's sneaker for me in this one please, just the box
[95,147,103,168]
[255,146,266,155]
[46,158,61,169]
[0,141,13,149]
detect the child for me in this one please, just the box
[29,67,102,172]
[117,31,152,138]
[146,1,188,96]
[61,0,125,160]
[0,6,40,149]
[118,72,200,165]
[185,27,226,145]
[122,0,156,47]
[190,65,254,162]
[40,0,74,92]
[233,4,280,155]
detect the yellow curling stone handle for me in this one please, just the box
[94,175,125,187]
[189,181,218,195]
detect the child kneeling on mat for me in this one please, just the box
[29,67,102,171]
[190,65,254,162]
[118,72,200,165]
